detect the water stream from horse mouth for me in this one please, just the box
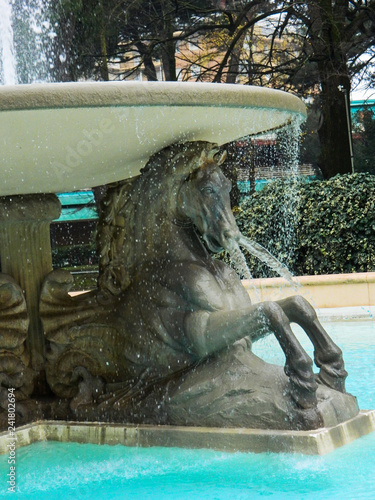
[227,234,299,291]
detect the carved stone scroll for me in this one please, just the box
[40,269,127,404]
[0,194,61,391]
[0,274,33,413]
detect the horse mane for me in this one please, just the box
[96,141,222,299]
[96,177,135,297]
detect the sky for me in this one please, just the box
[351,85,375,102]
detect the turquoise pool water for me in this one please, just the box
[1,321,374,500]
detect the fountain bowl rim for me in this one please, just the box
[0,81,306,116]
[0,81,306,196]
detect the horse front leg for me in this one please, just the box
[185,302,318,409]
[277,296,347,393]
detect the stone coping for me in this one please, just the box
[243,272,375,309]
[1,411,374,456]
[0,82,306,114]
[316,306,375,321]
[250,272,375,287]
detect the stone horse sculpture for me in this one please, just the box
[40,141,358,430]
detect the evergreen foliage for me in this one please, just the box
[235,173,375,277]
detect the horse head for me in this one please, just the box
[177,147,241,253]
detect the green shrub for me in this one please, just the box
[235,173,375,277]
[52,243,98,268]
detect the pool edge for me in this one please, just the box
[1,410,374,456]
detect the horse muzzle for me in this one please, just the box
[203,228,241,253]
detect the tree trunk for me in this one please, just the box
[99,26,109,81]
[225,33,246,84]
[98,0,109,82]
[307,0,353,178]
[317,68,352,179]
[161,41,177,81]
[135,42,158,81]
[161,2,177,81]
[143,52,158,81]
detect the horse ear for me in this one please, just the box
[198,149,208,169]
[215,150,227,165]
[198,148,226,169]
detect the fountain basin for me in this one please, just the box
[244,271,375,310]
[0,81,305,195]
[1,411,374,457]
[1,320,374,457]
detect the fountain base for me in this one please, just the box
[1,410,374,456]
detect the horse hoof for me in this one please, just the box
[316,369,347,393]
[288,373,318,409]
[290,385,318,409]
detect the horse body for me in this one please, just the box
[41,141,359,429]
[108,145,252,381]
[115,249,251,380]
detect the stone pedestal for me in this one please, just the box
[0,194,61,393]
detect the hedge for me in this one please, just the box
[52,244,98,268]
[233,173,375,277]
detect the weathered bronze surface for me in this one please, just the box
[39,141,359,430]
[0,274,33,425]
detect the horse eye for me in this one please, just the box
[201,186,214,194]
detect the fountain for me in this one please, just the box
[0,0,374,465]
[0,80,373,447]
